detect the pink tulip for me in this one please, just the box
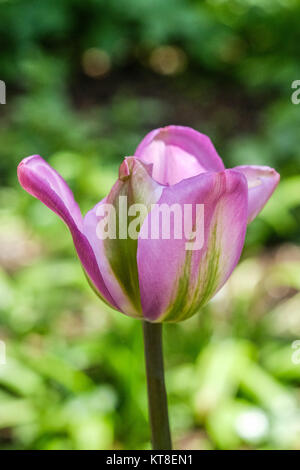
[17,126,279,322]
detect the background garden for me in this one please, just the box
[1,0,300,449]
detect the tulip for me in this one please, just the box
[17,126,279,323]
[17,125,279,449]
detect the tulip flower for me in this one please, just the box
[17,125,279,450]
[17,126,279,323]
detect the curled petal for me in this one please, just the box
[234,165,280,223]
[137,170,248,322]
[135,125,225,185]
[17,155,118,309]
[84,157,163,318]
[18,155,83,228]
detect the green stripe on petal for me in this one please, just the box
[160,222,220,323]
[103,158,162,317]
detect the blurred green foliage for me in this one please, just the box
[0,0,300,450]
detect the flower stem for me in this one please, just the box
[143,321,172,450]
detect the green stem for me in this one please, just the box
[143,321,172,450]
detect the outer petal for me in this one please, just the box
[137,170,248,322]
[17,155,118,309]
[233,165,280,223]
[134,125,225,185]
[83,157,163,319]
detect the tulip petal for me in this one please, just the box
[137,170,248,322]
[234,165,280,223]
[83,157,163,318]
[135,125,225,185]
[17,155,118,309]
